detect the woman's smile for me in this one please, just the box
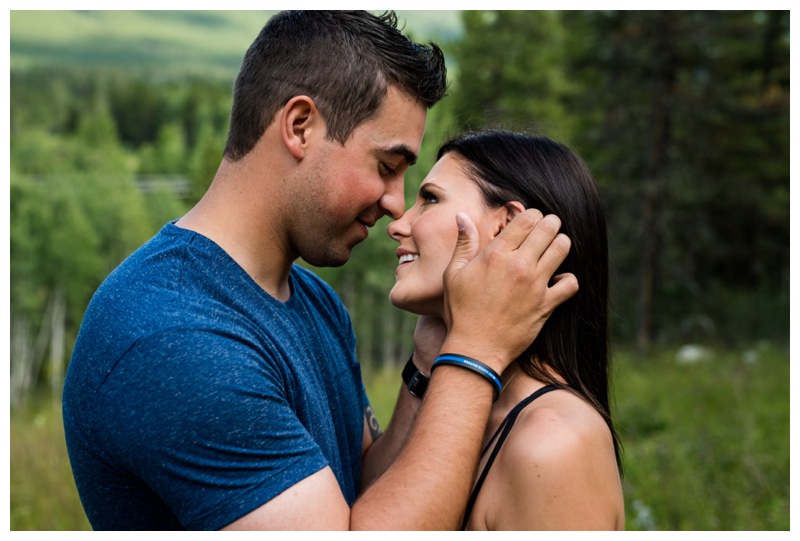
[387,154,511,317]
[396,249,419,269]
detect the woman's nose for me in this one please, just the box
[387,210,412,241]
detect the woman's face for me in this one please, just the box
[387,153,509,317]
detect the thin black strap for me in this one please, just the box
[460,384,559,530]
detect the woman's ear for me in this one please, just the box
[280,96,319,160]
[504,201,526,223]
[493,201,526,237]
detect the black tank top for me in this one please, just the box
[461,384,559,530]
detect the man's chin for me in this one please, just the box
[301,232,370,268]
[302,248,352,269]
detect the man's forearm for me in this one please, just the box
[360,383,421,489]
[362,343,437,489]
[352,365,494,530]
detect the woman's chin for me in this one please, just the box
[389,290,443,317]
[388,290,413,312]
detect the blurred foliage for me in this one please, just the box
[448,10,578,138]
[10,395,92,530]
[613,344,789,530]
[9,10,276,76]
[9,9,789,400]
[444,10,789,348]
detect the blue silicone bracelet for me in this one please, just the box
[431,354,503,401]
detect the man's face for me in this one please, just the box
[290,87,428,268]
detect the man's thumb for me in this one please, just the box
[447,212,480,274]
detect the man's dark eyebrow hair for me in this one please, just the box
[384,144,418,166]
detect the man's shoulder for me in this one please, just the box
[70,225,233,372]
[88,229,186,319]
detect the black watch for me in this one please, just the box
[402,355,430,398]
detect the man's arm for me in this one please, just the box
[224,367,496,531]
[223,210,577,530]
[360,315,445,487]
[360,384,417,488]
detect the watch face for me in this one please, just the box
[402,356,418,384]
[408,371,429,398]
[402,357,429,398]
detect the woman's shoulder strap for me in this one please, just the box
[461,384,559,530]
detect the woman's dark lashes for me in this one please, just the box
[419,188,437,203]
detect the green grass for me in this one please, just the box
[612,344,790,530]
[10,396,91,530]
[10,345,789,530]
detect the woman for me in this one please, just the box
[388,130,624,530]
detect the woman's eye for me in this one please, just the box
[380,162,397,176]
[419,189,438,204]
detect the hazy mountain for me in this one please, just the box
[10,10,463,77]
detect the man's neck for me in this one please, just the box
[175,157,296,302]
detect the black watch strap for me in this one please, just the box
[402,355,430,398]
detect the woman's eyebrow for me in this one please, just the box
[420,182,444,192]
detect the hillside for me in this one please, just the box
[9,10,463,77]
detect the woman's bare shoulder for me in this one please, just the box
[508,389,612,463]
[486,389,624,530]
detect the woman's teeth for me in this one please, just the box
[399,254,419,264]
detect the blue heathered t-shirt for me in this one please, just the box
[62,222,367,530]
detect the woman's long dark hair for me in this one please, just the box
[438,130,621,470]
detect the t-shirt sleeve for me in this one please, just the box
[87,328,328,530]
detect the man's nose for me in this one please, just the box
[380,177,405,220]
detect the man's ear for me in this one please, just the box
[279,96,319,160]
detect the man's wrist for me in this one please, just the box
[439,335,510,375]
[431,354,502,401]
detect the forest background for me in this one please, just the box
[8,10,791,531]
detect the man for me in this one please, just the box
[63,11,577,530]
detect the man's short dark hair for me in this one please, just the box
[224,10,448,160]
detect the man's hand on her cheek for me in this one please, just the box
[441,209,579,375]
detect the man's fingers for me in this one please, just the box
[534,232,572,277]
[548,272,580,304]
[445,212,480,276]
[488,208,544,252]
[515,213,563,261]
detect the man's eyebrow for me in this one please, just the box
[382,144,418,166]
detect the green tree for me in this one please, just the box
[10,76,165,401]
[447,10,789,348]
[138,121,188,175]
[187,112,225,203]
[446,10,576,140]
[143,183,190,232]
[562,10,789,348]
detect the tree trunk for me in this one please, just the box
[636,14,677,354]
[49,286,67,401]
